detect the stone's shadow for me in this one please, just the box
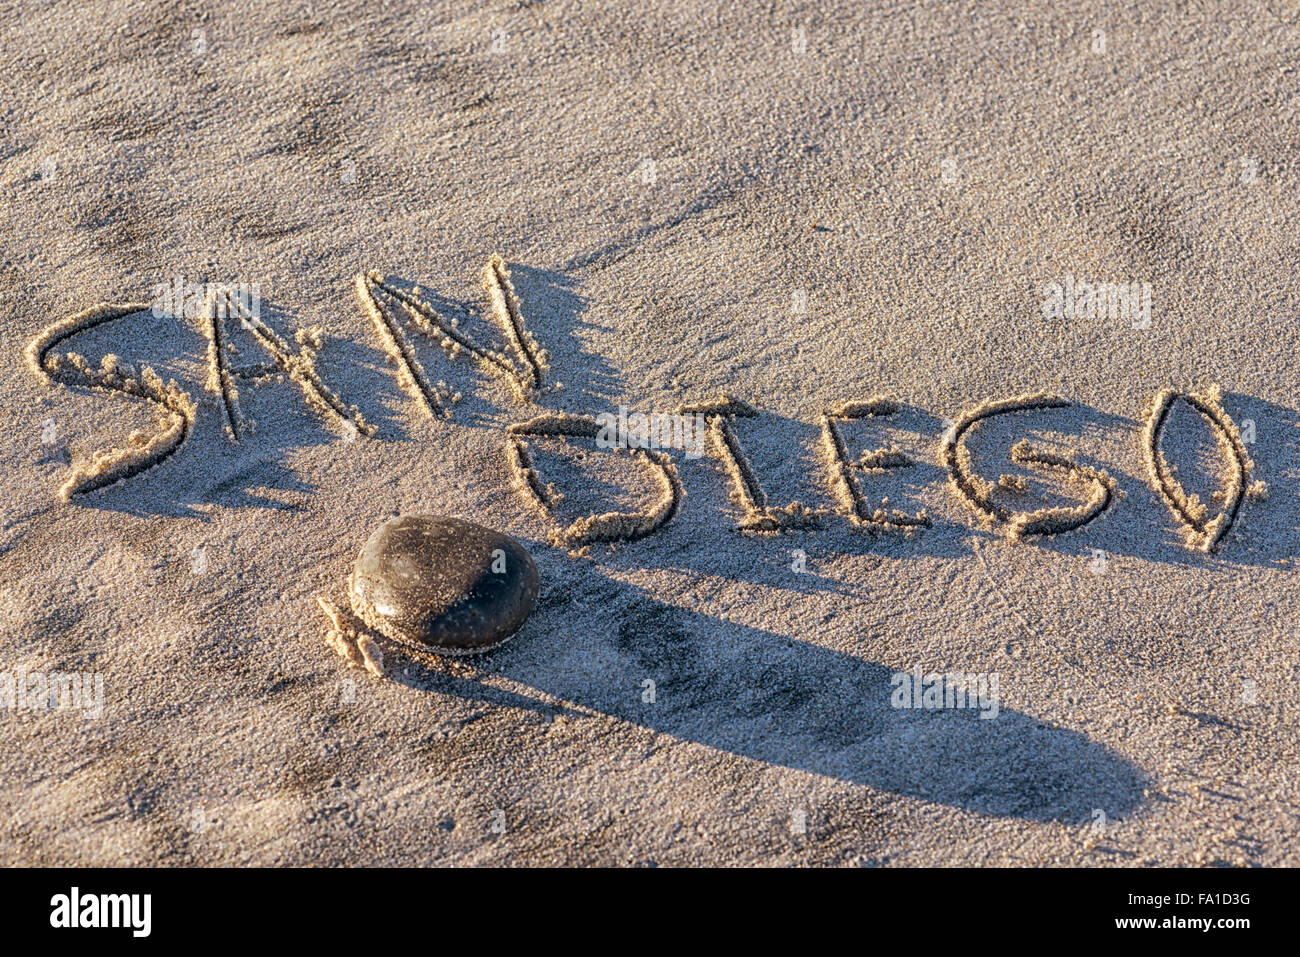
[610,518,975,601]
[394,575,1147,824]
[388,657,583,722]
[630,554,879,602]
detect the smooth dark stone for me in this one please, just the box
[349,515,538,654]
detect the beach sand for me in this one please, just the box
[1,0,1297,865]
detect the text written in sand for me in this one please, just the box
[26,260,1266,554]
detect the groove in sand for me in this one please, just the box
[677,394,825,533]
[941,392,1116,540]
[217,287,374,439]
[819,396,930,534]
[1141,385,1265,552]
[356,272,457,417]
[482,254,548,396]
[357,255,550,418]
[25,302,197,500]
[506,412,682,547]
[201,286,248,440]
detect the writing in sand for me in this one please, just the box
[26,257,1266,554]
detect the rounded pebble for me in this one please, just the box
[348,514,539,655]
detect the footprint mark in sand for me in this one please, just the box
[819,397,931,534]
[942,392,1117,540]
[675,395,825,533]
[25,302,197,500]
[1141,385,1266,552]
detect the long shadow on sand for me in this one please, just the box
[398,573,1148,825]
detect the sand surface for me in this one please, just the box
[2,0,1298,865]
